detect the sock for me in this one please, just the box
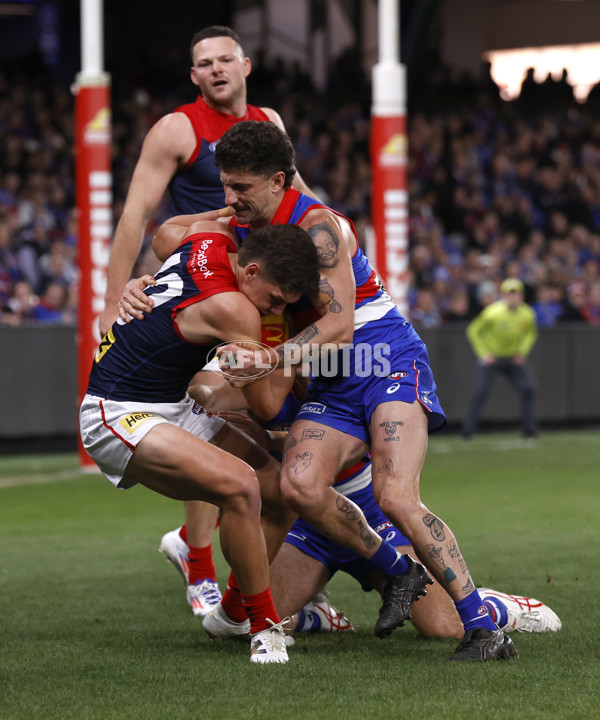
[220,572,248,623]
[455,589,498,632]
[295,607,321,633]
[370,541,409,576]
[482,598,509,628]
[179,525,188,544]
[187,543,217,584]
[241,587,279,634]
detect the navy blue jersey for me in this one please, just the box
[88,232,239,402]
[168,97,270,214]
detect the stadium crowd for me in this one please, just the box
[1,53,600,328]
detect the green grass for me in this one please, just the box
[1,431,598,719]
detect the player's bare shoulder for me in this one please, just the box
[144,111,196,165]
[183,220,238,245]
[299,206,356,270]
[179,290,260,345]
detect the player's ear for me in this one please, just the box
[271,171,286,192]
[190,67,200,88]
[243,56,251,79]
[245,262,260,281]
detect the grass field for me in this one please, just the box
[1,430,598,720]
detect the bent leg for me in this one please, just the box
[394,546,463,639]
[208,421,297,560]
[269,543,331,618]
[370,401,477,604]
[279,420,384,558]
[126,423,269,596]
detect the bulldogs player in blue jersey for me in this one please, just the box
[190,371,561,641]
[139,121,518,662]
[80,221,320,664]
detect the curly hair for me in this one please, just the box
[190,26,243,60]
[215,121,297,189]
[237,224,320,299]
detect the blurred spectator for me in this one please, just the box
[31,282,67,323]
[580,281,600,326]
[410,288,442,328]
[0,279,38,325]
[532,284,564,327]
[560,282,587,322]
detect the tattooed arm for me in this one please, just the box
[274,209,356,366]
[217,209,356,377]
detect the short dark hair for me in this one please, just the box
[190,26,243,60]
[215,121,297,189]
[238,225,320,298]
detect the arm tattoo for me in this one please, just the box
[308,222,340,269]
[276,324,321,362]
[316,278,342,314]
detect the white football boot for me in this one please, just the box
[202,603,251,641]
[250,617,290,664]
[186,579,223,617]
[479,588,562,633]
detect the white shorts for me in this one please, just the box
[79,393,226,489]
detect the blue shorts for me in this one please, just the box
[284,482,410,592]
[294,316,447,445]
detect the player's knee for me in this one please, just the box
[377,488,421,529]
[280,469,320,514]
[221,467,261,516]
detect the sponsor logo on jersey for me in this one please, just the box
[119,412,160,434]
[209,140,220,153]
[420,392,433,406]
[260,313,289,347]
[388,371,408,380]
[386,383,401,394]
[301,402,326,415]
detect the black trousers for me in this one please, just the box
[462,357,537,437]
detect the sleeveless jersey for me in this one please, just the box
[87,232,239,403]
[231,188,416,336]
[168,97,270,214]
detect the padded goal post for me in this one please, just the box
[75,0,112,468]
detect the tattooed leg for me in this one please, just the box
[279,420,385,558]
[370,400,476,601]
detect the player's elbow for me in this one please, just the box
[244,393,283,422]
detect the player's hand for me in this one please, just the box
[216,410,271,448]
[216,343,278,379]
[118,275,156,323]
[216,206,234,218]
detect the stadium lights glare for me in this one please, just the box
[483,43,600,103]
